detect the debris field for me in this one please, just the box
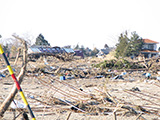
[0,55,160,120]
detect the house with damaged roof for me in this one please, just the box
[141,39,159,58]
[28,45,75,60]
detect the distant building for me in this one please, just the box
[28,45,64,54]
[28,45,84,60]
[96,47,112,57]
[84,47,92,56]
[141,39,159,58]
[62,46,75,54]
[73,50,84,59]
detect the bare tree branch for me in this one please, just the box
[0,36,28,118]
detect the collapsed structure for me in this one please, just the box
[28,45,75,61]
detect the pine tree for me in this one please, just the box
[74,44,80,50]
[115,32,129,58]
[104,44,109,48]
[35,34,50,46]
[115,31,143,58]
[92,47,99,56]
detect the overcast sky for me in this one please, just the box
[0,0,160,49]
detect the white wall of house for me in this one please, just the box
[154,44,157,50]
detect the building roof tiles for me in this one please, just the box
[143,39,159,44]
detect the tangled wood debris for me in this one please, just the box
[0,40,160,119]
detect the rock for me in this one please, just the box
[130,87,140,92]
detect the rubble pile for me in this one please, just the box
[0,56,160,119]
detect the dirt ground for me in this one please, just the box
[0,56,160,120]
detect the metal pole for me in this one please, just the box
[0,45,36,120]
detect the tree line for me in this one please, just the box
[0,31,160,59]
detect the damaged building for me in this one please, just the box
[28,45,75,61]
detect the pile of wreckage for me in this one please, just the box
[28,45,84,61]
[0,53,160,119]
[0,37,160,119]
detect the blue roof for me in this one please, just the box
[63,48,75,53]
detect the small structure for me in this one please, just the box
[73,50,84,59]
[141,39,159,58]
[62,46,75,59]
[96,47,112,57]
[62,46,75,54]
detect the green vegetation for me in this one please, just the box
[115,31,143,58]
[35,34,50,46]
[92,59,144,69]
